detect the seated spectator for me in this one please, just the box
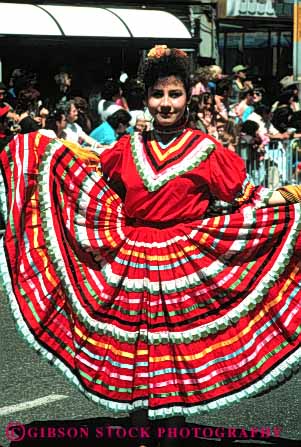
[43,109,67,138]
[232,90,255,123]
[15,87,46,134]
[98,101,122,123]
[252,87,266,107]
[272,76,300,113]
[216,118,238,152]
[52,70,73,109]
[279,75,295,91]
[6,68,27,108]
[271,91,295,133]
[90,109,131,145]
[98,79,127,121]
[123,78,146,127]
[248,104,289,142]
[214,80,232,121]
[190,67,211,96]
[41,108,101,174]
[73,96,93,134]
[62,100,103,150]
[0,101,14,151]
[240,120,265,175]
[88,86,102,130]
[133,112,150,133]
[187,111,205,131]
[218,131,236,152]
[208,65,224,94]
[0,81,19,123]
[290,111,301,135]
[189,93,217,136]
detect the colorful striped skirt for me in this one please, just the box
[0,132,301,419]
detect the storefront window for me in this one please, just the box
[244,32,269,48]
[218,29,292,78]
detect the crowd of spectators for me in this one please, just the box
[0,63,300,184]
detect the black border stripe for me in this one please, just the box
[144,133,202,172]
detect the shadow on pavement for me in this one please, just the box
[6,418,301,447]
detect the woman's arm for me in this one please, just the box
[268,190,288,206]
[207,143,295,209]
[81,131,103,148]
[273,185,301,205]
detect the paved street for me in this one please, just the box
[0,288,300,447]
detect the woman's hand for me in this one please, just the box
[6,111,20,122]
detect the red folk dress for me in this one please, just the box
[0,129,301,419]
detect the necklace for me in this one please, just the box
[153,113,188,135]
[153,123,186,135]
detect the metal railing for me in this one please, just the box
[237,138,301,188]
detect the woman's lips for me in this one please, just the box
[158,113,172,118]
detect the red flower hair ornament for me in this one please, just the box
[147,45,188,59]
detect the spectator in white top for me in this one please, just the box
[97,79,128,122]
[62,100,103,149]
[248,104,290,144]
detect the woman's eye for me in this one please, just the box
[151,91,163,98]
[169,91,183,98]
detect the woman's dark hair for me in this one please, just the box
[239,90,254,101]
[290,111,301,132]
[272,107,293,133]
[253,104,271,117]
[215,80,232,97]
[123,79,145,110]
[188,95,201,113]
[278,90,294,105]
[45,109,65,132]
[198,92,215,112]
[18,116,40,133]
[191,66,211,85]
[15,87,40,114]
[107,109,131,130]
[241,120,259,137]
[73,96,89,112]
[101,79,121,101]
[143,48,190,95]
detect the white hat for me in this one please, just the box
[280,75,296,90]
[232,64,248,74]
[98,99,122,121]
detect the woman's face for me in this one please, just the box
[147,76,187,127]
[204,98,212,109]
[63,73,72,87]
[68,104,78,123]
[57,114,67,132]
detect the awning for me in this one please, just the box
[0,3,191,39]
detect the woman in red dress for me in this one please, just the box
[0,46,300,447]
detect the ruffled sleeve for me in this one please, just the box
[100,135,130,199]
[207,145,273,208]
